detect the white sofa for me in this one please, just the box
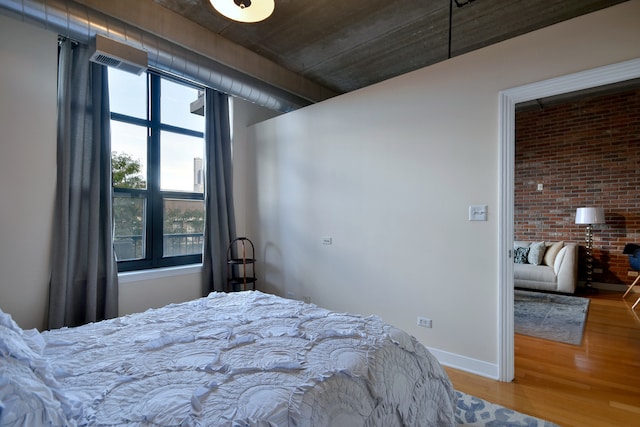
[513,241,578,293]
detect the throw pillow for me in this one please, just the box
[514,247,529,264]
[543,241,564,266]
[527,241,546,265]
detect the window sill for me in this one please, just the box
[118,264,203,283]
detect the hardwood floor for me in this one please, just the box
[445,290,640,427]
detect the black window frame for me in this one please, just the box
[111,70,205,272]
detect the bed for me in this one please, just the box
[1,291,456,426]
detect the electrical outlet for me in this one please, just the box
[322,237,332,245]
[417,316,432,328]
[302,296,311,304]
[629,271,639,277]
[593,268,603,274]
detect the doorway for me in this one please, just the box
[497,58,640,382]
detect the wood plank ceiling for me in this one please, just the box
[154,0,629,95]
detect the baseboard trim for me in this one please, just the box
[427,346,499,380]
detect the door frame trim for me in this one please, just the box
[497,58,640,381]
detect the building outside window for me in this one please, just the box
[108,68,205,271]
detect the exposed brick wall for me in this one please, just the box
[515,88,640,286]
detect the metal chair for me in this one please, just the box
[622,244,640,309]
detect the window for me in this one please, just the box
[109,69,205,271]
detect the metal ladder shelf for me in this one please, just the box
[226,237,256,292]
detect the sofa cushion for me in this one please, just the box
[554,245,570,272]
[514,263,557,283]
[528,241,546,265]
[544,241,564,266]
[514,247,529,264]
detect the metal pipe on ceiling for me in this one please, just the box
[0,0,310,112]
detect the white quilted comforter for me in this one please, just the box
[36,291,456,426]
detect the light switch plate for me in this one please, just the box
[469,205,488,221]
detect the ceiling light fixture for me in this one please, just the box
[210,0,275,23]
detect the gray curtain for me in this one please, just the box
[202,89,237,294]
[49,40,118,329]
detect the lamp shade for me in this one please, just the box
[575,207,605,225]
[210,0,275,23]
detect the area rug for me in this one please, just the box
[514,289,589,345]
[456,391,559,426]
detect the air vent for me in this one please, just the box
[91,53,120,68]
[89,34,147,75]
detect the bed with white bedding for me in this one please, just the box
[0,291,456,426]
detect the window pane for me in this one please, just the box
[108,68,147,119]
[161,78,205,132]
[113,195,146,261]
[111,121,148,189]
[163,199,204,257]
[160,131,204,193]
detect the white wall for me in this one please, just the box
[0,14,57,331]
[117,267,202,316]
[247,1,640,377]
[0,14,279,330]
[231,97,281,237]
